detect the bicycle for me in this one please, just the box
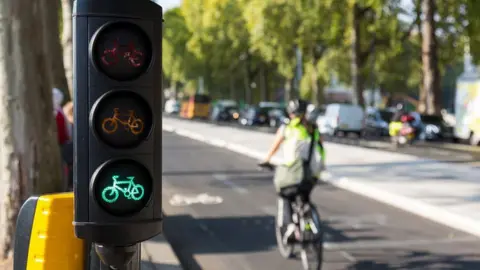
[101,175,145,203]
[102,108,144,135]
[258,162,324,270]
[101,39,144,67]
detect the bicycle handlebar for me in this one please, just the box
[257,161,275,171]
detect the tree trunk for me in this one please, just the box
[259,63,267,101]
[171,81,178,99]
[421,0,441,115]
[351,3,365,107]
[43,0,70,102]
[284,78,292,102]
[264,67,270,101]
[229,74,235,100]
[0,0,65,260]
[61,0,74,98]
[311,65,319,105]
[243,61,251,104]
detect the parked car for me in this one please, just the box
[239,105,276,126]
[321,103,365,136]
[259,101,283,108]
[210,103,240,122]
[420,114,454,141]
[268,108,289,128]
[363,107,394,137]
[164,99,180,114]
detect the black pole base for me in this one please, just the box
[94,243,138,269]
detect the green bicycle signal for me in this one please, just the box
[101,175,145,203]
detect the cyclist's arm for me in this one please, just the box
[263,125,285,162]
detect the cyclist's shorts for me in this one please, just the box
[278,179,315,200]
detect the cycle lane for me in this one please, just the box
[161,131,480,270]
[162,117,480,238]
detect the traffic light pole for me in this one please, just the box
[87,243,141,270]
[72,0,163,269]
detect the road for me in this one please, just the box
[161,131,480,270]
[165,115,480,166]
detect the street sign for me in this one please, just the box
[73,0,163,249]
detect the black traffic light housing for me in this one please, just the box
[73,0,162,247]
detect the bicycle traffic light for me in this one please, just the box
[73,0,163,246]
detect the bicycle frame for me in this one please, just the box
[111,176,135,193]
[101,39,143,67]
[291,196,320,243]
[112,112,136,126]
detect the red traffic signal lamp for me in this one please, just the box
[73,0,162,253]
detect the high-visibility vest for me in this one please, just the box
[282,118,325,175]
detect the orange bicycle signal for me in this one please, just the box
[102,108,144,135]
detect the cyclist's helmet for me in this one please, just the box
[287,99,308,116]
[396,102,404,111]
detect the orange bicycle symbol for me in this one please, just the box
[102,108,144,135]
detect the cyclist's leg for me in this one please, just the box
[277,195,293,228]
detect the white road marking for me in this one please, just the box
[340,251,357,262]
[169,193,223,206]
[162,124,175,132]
[210,138,227,147]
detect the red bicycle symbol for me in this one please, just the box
[101,39,144,67]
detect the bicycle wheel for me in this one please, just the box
[275,225,294,259]
[130,119,144,135]
[102,118,118,134]
[130,184,145,201]
[300,241,323,270]
[300,206,324,270]
[101,187,119,203]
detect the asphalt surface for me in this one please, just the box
[161,131,480,270]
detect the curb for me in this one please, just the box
[162,124,480,238]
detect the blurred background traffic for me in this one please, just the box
[161,0,480,149]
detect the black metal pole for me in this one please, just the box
[87,243,141,270]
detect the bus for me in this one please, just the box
[180,94,212,119]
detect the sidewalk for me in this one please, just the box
[141,234,183,269]
[162,117,480,238]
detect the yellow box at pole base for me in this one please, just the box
[14,192,84,270]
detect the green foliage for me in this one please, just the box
[161,0,480,105]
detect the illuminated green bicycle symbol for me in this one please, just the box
[101,175,145,203]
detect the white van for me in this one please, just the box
[320,103,365,136]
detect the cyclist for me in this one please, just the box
[389,102,409,137]
[259,99,325,241]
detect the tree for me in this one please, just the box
[200,0,253,101]
[163,8,200,96]
[421,0,441,114]
[296,0,329,103]
[244,0,301,101]
[62,0,74,98]
[465,0,480,59]
[0,0,64,263]
[43,0,70,101]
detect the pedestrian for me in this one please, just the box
[62,101,74,188]
[63,101,74,140]
[53,88,72,191]
[53,88,70,145]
